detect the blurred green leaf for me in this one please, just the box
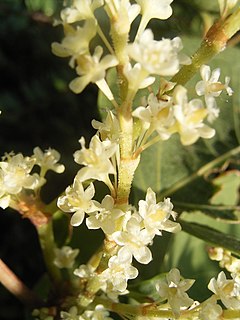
[180,219,240,256]
[25,0,57,16]
[210,170,240,205]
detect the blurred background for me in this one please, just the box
[0,1,222,319]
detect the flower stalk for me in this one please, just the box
[171,7,240,86]
[0,259,42,306]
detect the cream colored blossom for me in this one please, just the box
[172,85,215,145]
[111,214,154,264]
[0,153,42,195]
[86,195,124,234]
[57,180,96,226]
[79,305,112,320]
[132,93,175,140]
[69,46,118,99]
[138,187,181,236]
[100,249,138,293]
[128,30,190,77]
[208,271,240,309]
[199,296,222,320]
[51,20,97,68]
[218,0,239,18]
[74,135,117,184]
[92,110,120,142]
[33,147,65,175]
[104,0,140,35]
[155,268,195,317]
[60,0,104,23]
[135,0,173,38]
[195,64,233,122]
[54,246,79,269]
[123,62,155,94]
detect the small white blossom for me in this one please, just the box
[199,296,222,320]
[209,247,240,274]
[132,93,175,140]
[92,110,120,142]
[195,64,233,121]
[172,85,215,145]
[79,305,112,320]
[208,271,240,309]
[100,249,138,293]
[61,306,79,320]
[104,0,140,35]
[54,246,79,269]
[0,153,44,203]
[74,135,117,184]
[218,0,239,18]
[57,180,96,226]
[155,268,195,317]
[69,46,118,98]
[51,20,97,68]
[123,63,155,94]
[33,147,65,175]
[74,264,95,279]
[86,195,124,234]
[111,214,154,264]
[60,0,104,23]
[128,30,190,77]
[135,0,173,38]
[138,188,181,236]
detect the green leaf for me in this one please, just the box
[180,219,240,256]
[210,170,240,205]
[175,201,240,222]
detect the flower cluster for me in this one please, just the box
[0,148,64,210]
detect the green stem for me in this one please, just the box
[37,221,62,288]
[158,145,240,200]
[171,8,240,86]
[95,297,240,319]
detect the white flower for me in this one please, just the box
[79,305,112,320]
[135,0,173,38]
[74,135,117,184]
[218,0,239,18]
[199,296,222,320]
[123,63,155,94]
[111,214,154,264]
[86,195,124,234]
[51,20,97,68]
[155,268,195,317]
[54,246,79,269]
[208,271,240,309]
[128,30,190,77]
[69,46,118,98]
[57,180,96,226]
[172,85,215,145]
[104,0,140,35]
[61,306,79,320]
[195,65,233,121]
[0,153,41,195]
[138,188,181,236]
[92,110,120,142]
[132,93,175,140]
[74,264,95,279]
[100,249,138,293]
[33,147,65,175]
[60,0,104,23]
